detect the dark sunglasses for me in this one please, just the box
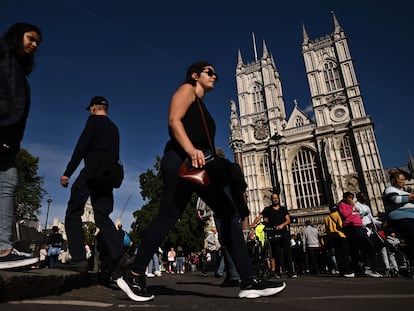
[202,68,219,80]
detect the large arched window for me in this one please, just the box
[252,83,265,113]
[292,148,326,209]
[323,61,342,92]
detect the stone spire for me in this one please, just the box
[302,23,309,45]
[332,11,343,34]
[237,49,244,69]
[262,39,269,59]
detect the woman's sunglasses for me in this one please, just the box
[202,68,219,81]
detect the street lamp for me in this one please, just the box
[43,197,52,243]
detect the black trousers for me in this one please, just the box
[65,169,124,262]
[131,148,255,280]
[343,225,376,273]
[269,233,295,275]
[329,236,353,275]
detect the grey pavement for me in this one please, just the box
[1,269,414,310]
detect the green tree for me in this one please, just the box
[15,148,47,221]
[131,156,205,253]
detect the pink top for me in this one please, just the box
[339,201,363,227]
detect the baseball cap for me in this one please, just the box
[86,96,109,110]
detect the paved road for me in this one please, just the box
[3,272,414,311]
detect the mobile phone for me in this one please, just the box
[204,150,215,164]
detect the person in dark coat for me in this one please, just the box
[0,23,41,270]
[59,96,128,275]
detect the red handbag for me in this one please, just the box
[179,158,210,186]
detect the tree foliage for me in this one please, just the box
[15,148,47,221]
[130,156,206,253]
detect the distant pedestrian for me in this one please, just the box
[47,226,64,268]
[39,244,48,269]
[302,220,320,275]
[167,247,176,273]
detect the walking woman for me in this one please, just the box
[116,61,286,301]
[0,23,42,269]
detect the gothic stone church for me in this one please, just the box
[228,15,386,234]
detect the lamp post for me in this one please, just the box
[43,197,52,243]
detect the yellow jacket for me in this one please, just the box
[255,223,265,247]
[325,211,346,238]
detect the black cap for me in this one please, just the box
[86,96,109,110]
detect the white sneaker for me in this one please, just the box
[145,272,155,278]
[344,273,355,278]
[154,270,162,277]
[0,249,39,270]
[365,270,382,278]
[239,278,286,299]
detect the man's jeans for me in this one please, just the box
[0,164,18,251]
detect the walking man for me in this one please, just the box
[60,96,127,275]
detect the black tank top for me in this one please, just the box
[168,97,216,152]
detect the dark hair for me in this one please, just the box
[2,22,42,74]
[343,191,354,199]
[329,204,338,212]
[184,61,213,86]
[356,192,366,202]
[388,168,404,185]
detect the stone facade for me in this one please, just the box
[229,14,387,235]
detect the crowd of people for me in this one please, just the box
[246,188,413,280]
[1,21,413,305]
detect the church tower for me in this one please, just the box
[229,15,386,230]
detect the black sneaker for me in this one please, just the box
[0,249,39,270]
[267,272,281,279]
[57,259,88,272]
[117,271,154,302]
[111,252,133,280]
[239,278,286,299]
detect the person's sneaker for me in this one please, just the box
[112,252,132,280]
[344,273,355,278]
[57,259,88,272]
[239,278,286,299]
[365,269,382,278]
[146,272,155,278]
[116,271,154,302]
[154,270,162,277]
[288,273,298,279]
[0,249,39,270]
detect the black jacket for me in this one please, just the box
[0,39,30,157]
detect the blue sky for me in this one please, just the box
[2,0,413,231]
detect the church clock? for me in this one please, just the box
[330,106,348,122]
[254,120,269,140]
